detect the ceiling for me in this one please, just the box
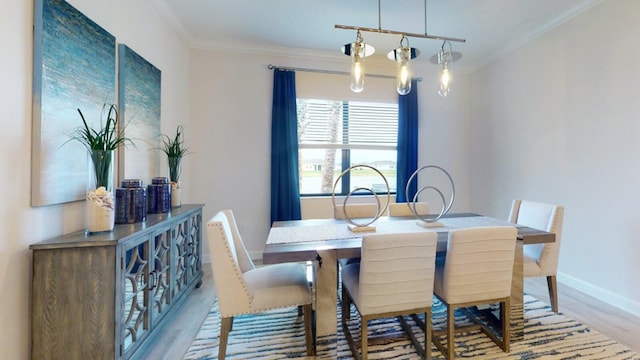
[151,0,603,72]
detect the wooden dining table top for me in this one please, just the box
[263,212,555,264]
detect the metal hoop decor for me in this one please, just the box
[405,165,455,223]
[332,164,390,228]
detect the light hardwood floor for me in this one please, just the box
[146,267,640,359]
[524,276,640,353]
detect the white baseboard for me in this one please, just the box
[558,271,640,318]
[249,251,263,263]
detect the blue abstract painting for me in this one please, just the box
[32,0,116,206]
[118,44,162,184]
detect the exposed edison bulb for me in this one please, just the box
[396,49,412,95]
[437,44,453,97]
[350,54,365,93]
[439,67,451,97]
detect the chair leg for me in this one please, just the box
[303,303,314,356]
[501,299,511,352]
[425,309,432,360]
[446,304,455,360]
[547,275,558,313]
[361,316,369,360]
[219,316,233,360]
[342,282,350,321]
[447,304,456,360]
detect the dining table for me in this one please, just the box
[263,212,555,344]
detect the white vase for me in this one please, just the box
[87,199,115,233]
[171,181,181,208]
[86,150,115,234]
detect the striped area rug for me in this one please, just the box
[184,295,639,359]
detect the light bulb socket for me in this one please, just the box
[387,47,420,62]
[342,42,375,57]
[341,30,375,58]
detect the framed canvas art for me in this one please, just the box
[32,0,116,206]
[118,44,162,185]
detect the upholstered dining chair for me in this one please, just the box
[509,199,564,313]
[388,201,430,217]
[334,203,379,220]
[341,231,438,360]
[207,210,314,360]
[335,203,380,269]
[432,226,518,360]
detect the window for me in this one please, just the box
[297,99,398,196]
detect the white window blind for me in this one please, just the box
[298,99,398,149]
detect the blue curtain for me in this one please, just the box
[396,79,419,203]
[270,69,301,222]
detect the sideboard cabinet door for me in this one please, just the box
[120,235,151,358]
[172,211,203,301]
[31,246,117,360]
[150,226,173,328]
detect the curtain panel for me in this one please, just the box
[270,69,302,222]
[396,79,419,203]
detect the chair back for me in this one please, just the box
[357,231,437,315]
[388,202,430,217]
[207,210,252,316]
[334,203,379,219]
[222,209,255,272]
[509,199,564,274]
[441,226,517,304]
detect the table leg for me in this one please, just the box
[510,240,524,342]
[314,249,338,337]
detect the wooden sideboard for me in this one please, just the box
[30,204,204,360]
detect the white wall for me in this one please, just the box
[0,0,190,358]
[189,50,472,259]
[470,0,640,315]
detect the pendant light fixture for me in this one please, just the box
[387,36,419,95]
[336,0,465,95]
[341,30,375,93]
[429,41,462,97]
[438,41,452,97]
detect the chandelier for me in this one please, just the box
[336,0,465,96]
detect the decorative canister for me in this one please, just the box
[147,177,172,214]
[115,179,147,224]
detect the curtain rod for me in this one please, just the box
[267,64,422,82]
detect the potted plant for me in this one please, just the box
[67,103,132,233]
[160,125,189,207]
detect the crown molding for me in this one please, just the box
[148,0,195,47]
[469,0,605,72]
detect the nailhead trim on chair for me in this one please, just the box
[209,222,251,315]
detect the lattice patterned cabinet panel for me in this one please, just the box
[186,213,203,283]
[172,210,203,301]
[122,237,151,357]
[151,226,173,327]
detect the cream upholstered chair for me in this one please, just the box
[334,203,379,220]
[207,210,314,360]
[509,199,564,313]
[432,226,517,360]
[341,231,438,360]
[388,202,430,217]
[335,203,380,268]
